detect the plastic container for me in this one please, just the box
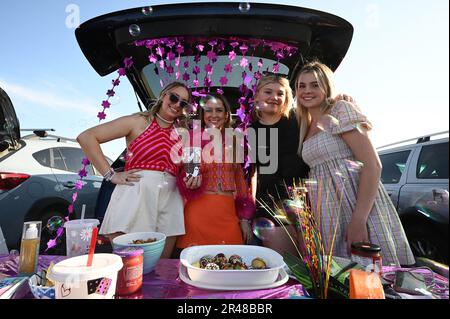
[47,253,123,299]
[114,247,144,296]
[28,271,55,299]
[18,221,42,275]
[64,219,99,257]
[180,245,285,286]
[351,242,382,275]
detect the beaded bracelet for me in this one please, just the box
[103,168,115,182]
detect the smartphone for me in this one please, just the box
[393,271,429,295]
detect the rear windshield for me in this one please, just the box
[136,36,296,110]
[142,55,288,101]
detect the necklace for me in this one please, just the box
[156,112,174,124]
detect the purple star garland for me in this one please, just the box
[46,57,134,251]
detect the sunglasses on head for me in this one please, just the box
[168,92,190,108]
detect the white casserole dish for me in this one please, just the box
[180,245,285,286]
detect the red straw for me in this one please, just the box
[86,227,98,267]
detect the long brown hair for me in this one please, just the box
[295,61,336,155]
[198,93,233,129]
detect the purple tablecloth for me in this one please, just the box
[0,254,305,299]
[2,254,448,299]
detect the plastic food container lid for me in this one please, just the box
[114,247,144,257]
[64,219,99,228]
[47,253,123,282]
[351,242,381,253]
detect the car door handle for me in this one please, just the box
[63,181,76,189]
[432,189,449,202]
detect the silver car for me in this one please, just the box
[0,87,106,254]
[378,132,449,263]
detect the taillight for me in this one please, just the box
[0,172,30,190]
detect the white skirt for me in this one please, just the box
[99,170,185,237]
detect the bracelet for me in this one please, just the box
[103,168,115,182]
[239,219,251,224]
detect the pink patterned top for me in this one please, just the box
[177,129,255,220]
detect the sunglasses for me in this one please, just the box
[168,92,190,109]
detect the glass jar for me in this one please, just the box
[351,242,382,275]
[114,247,144,296]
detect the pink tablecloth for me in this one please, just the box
[0,254,306,299]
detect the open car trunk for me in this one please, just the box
[75,2,353,222]
[75,2,353,109]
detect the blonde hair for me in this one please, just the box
[136,81,192,128]
[253,75,293,121]
[295,61,336,155]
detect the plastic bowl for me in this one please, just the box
[112,232,166,274]
[28,272,55,299]
[180,245,285,286]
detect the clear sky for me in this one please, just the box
[0,0,448,160]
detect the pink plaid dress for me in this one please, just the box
[302,101,415,266]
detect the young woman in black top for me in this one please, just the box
[250,75,309,256]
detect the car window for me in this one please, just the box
[32,149,51,167]
[379,150,411,184]
[58,147,95,175]
[416,142,449,179]
[50,148,67,171]
[91,156,114,176]
[33,148,67,171]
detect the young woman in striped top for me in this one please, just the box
[77,82,200,258]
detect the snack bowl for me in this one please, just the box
[112,232,166,274]
[180,245,285,286]
[28,271,55,299]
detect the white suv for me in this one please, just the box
[378,132,449,263]
[0,87,105,253]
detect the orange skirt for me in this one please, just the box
[176,194,243,248]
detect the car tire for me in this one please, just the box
[37,207,68,256]
[402,222,448,264]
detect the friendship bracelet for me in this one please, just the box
[103,168,115,182]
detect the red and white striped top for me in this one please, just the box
[124,118,181,176]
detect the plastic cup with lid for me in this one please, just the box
[64,219,99,257]
[47,253,123,299]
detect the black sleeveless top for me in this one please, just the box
[250,110,309,223]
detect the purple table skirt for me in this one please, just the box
[0,254,305,299]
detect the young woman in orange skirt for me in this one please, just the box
[176,94,255,249]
